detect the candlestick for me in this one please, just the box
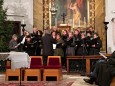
[79,18,80,27]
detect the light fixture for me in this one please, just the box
[50,3,57,16]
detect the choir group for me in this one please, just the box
[9,26,102,66]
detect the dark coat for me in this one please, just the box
[95,51,115,86]
[73,35,81,55]
[89,37,102,55]
[31,34,42,55]
[23,40,35,56]
[77,38,88,56]
[65,37,75,56]
[42,34,56,56]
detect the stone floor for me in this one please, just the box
[64,74,97,86]
[0,73,97,86]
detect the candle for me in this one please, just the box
[22,19,25,24]
[84,17,86,28]
[55,18,57,27]
[73,18,74,28]
[79,18,80,27]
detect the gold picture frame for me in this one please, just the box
[45,0,95,30]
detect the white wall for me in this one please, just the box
[105,0,115,53]
[3,0,33,33]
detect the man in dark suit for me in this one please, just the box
[42,29,56,66]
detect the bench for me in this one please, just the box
[66,54,111,74]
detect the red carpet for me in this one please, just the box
[0,81,74,86]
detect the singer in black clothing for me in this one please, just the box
[66,32,75,56]
[77,33,88,56]
[73,29,81,55]
[85,32,93,55]
[31,30,43,56]
[36,30,43,55]
[89,33,102,55]
[31,27,39,55]
[62,30,68,59]
[23,35,35,56]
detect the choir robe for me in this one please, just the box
[65,37,75,56]
[76,38,88,56]
[62,35,68,58]
[23,41,35,56]
[85,36,92,55]
[73,35,81,55]
[89,37,102,55]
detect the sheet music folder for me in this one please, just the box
[99,52,107,59]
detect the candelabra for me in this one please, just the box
[104,22,109,53]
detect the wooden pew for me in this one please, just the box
[66,54,111,74]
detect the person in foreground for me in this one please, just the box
[83,51,115,86]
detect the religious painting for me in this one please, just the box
[51,0,88,28]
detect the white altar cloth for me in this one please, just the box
[8,52,30,70]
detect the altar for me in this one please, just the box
[8,52,30,70]
[58,24,71,31]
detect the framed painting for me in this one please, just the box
[50,0,91,29]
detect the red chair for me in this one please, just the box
[43,56,62,81]
[5,60,20,81]
[24,56,43,81]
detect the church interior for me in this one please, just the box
[0,0,115,86]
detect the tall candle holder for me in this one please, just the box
[21,24,26,33]
[104,21,109,53]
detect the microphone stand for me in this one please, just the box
[80,38,88,76]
